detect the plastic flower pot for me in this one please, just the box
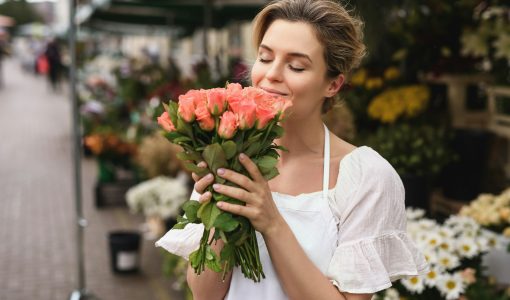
[108,231,141,274]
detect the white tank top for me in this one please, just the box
[225,124,338,300]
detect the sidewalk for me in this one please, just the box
[0,58,185,300]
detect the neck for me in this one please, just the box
[276,116,325,161]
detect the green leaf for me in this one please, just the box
[247,132,263,143]
[264,148,280,159]
[182,162,209,177]
[213,213,240,232]
[189,249,200,269]
[221,141,237,160]
[235,130,245,152]
[219,230,228,243]
[176,151,202,162]
[172,222,188,230]
[244,142,261,157]
[255,156,278,174]
[173,136,193,144]
[205,245,222,272]
[202,143,228,174]
[183,201,200,222]
[262,167,280,180]
[164,131,182,141]
[274,145,288,152]
[168,102,179,125]
[176,117,193,137]
[197,202,222,230]
[271,124,284,138]
[220,243,234,260]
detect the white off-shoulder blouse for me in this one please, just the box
[156,124,429,298]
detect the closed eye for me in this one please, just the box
[289,65,304,72]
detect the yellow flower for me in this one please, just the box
[350,69,367,86]
[503,227,510,238]
[384,67,400,81]
[499,207,510,220]
[367,85,429,123]
[365,77,384,90]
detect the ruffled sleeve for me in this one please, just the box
[327,147,429,294]
[155,189,204,260]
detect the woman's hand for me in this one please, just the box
[191,161,215,203]
[209,153,285,236]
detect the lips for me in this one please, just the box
[260,87,288,96]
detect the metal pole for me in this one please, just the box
[68,0,94,299]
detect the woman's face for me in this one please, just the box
[251,19,343,120]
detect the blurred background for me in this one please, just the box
[1,0,510,299]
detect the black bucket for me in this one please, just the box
[108,231,141,274]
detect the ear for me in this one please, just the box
[325,74,345,98]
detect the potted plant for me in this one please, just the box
[126,175,189,240]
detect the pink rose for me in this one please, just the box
[218,111,238,139]
[177,93,196,122]
[157,112,176,132]
[242,87,277,129]
[206,88,227,116]
[272,96,293,120]
[231,98,257,130]
[226,83,244,109]
[195,100,215,131]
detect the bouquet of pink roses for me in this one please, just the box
[157,83,292,282]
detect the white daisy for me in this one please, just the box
[422,248,438,265]
[401,275,425,294]
[425,231,443,249]
[437,273,465,300]
[418,219,438,230]
[438,239,455,253]
[406,208,426,221]
[456,236,480,258]
[383,288,400,300]
[423,265,443,287]
[437,250,460,270]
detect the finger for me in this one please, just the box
[217,168,256,192]
[217,201,253,218]
[194,173,214,194]
[212,183,253,204]
[239,153,265,183]
[198,191,212,203]
[192,161,208,182]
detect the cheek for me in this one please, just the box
[250,63,264,86]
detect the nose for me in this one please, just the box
[265,60,284,82]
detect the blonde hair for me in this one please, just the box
[252,0,366,113]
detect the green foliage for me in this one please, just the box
[366,123,456,178]
[0,0,43,29]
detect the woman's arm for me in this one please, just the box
[263,222,372,300]
[186,228,233,300]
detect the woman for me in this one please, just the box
[157,1,428,299]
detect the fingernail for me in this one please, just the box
[213,184,220,190]
[239,153,246,161]
[217,168,225,175]
[206,173,213,180]
[217,202,223,208]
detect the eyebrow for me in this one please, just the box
[259,44,313,64]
